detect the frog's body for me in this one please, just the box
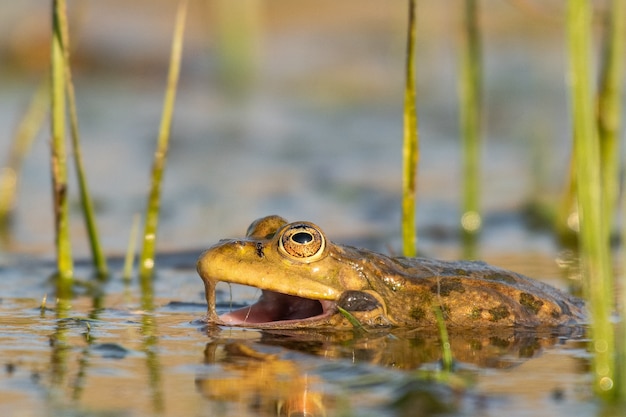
[197,216,585,329]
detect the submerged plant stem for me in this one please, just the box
[401,0,419,257]
[139,0,188,282]
[51,0,73,283]
[567,0,615,400]
[459,0,482,259]
[433,305,453,372]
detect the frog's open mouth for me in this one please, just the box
[217,289,337,327]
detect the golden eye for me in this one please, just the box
[278,222,326,262]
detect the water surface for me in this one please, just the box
[0,257,593,417]
[0,2,609,416]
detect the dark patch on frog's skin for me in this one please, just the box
[255,242,265,258]
[410,307,426,321]
[430,279,466,296]
[338,291,380,312]
[469,306,511,322]
[519,292,544,314]
[488,305,511,322]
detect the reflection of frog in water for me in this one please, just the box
[196,328,581,416]
[196,340,326,417]
[197,216,585,329]
[196,334,458,417]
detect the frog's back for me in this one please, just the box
[376,256,586,328]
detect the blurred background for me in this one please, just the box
[0,1,575,273]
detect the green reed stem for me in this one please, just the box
[401,0,419,257]
[51,0,73,283]
[56,1,107,278]
[567,0,615,400]
[555,159,577,246]
[123,213,141,283]
[597,0,625,240]
[337,306,368,333]
[458,0,482,259]
[139,0,188,282]
[214,0,261,98]
[0,79,48,236]
[621,158,626,399]
[598,0,626,399]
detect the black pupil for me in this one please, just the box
[292,231,313,244]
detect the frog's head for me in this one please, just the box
[197,215,392,329]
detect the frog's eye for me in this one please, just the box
[278,222,326,262]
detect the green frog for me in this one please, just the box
[197,215,585,329]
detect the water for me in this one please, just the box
[0,1,616,416]
[0,257,595,417]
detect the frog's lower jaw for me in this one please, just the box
[217,290,337,327]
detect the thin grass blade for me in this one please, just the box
[458,0,482,259]
[621,153,626,399]
[123,213,141,283]
[139,0,188,282]
[56,0,108,277]
[567,0,615,400]
[337,306,369,333]
[597,0,625,239]
[401,0,419,257]
[598,0,626,400]
[0,79,48,237]
[50,0,73,283]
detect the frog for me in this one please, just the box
[197,215,586,329]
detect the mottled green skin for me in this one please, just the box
[348,252,585,327]
[197,216,585,329]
